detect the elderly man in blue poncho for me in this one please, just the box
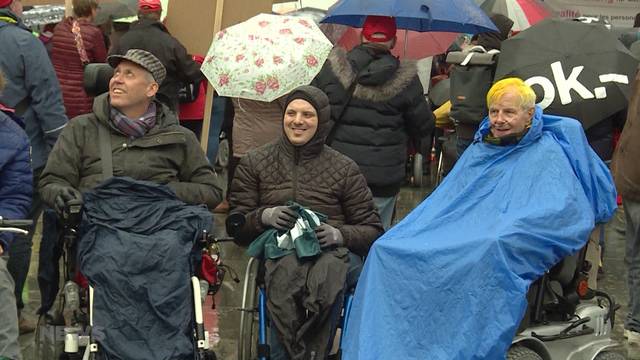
[342,78,617,360]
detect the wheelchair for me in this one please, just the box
[432,127,457,187]
[508,243,624,360]
[39,200,227,360]
[237,257,355,360]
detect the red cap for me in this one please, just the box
[138,0,162,13]
[0,0,13,8]
[362,16,397,43]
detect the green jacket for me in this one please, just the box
[39,93,222,209]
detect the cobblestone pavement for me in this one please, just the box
[16,185,632,359]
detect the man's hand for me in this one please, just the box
[54,186,82,216]
[0,245,4,256]
[315,223,344,249]
[261,206,298,231]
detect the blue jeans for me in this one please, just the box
[205,96,226,163]
[373,195,398,231]
[625,199,640,332]
[268,252,363,359]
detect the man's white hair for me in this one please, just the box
[143,71,156,85]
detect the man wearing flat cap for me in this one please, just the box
[39,49,222,213]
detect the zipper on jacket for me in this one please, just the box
[292,148,300,202]
[128,131,185,148]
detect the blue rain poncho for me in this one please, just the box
[343,108,616,360]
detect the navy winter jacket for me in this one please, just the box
[0,111,32,250]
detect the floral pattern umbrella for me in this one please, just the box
[201,13,333,102]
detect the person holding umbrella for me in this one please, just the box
[312,15,434,230]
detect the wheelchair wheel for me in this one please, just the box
[238,257,260,360]
[507,345,542,360]
[412,153,425,188]
[594,351,626,360]
[435,150,445,187]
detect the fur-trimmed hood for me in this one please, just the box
[327,45,418,103]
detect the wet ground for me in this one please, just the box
[16,184,633,359]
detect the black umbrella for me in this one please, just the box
[494,18,639,129]
[94,0,137,25]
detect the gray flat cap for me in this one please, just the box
[107,49,167,85]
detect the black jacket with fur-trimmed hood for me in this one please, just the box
[313,44,434,197]
[229,85,383,256]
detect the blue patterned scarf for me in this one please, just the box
[110,103,157,138]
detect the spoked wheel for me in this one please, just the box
[507,345,543,360]
[434,150,445,187]
[238,258,260,360]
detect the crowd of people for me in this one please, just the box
[0,0,639,359]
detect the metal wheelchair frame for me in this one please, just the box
[238,257,355,360]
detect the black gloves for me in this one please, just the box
[261,206,297,231]
[53,186,83,216]
[315,223,344,249]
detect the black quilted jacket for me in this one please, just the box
[312,45,434,197]
[109,19,204,111]
[228,86,383,257]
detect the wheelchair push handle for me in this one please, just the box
[199,230,234,246]
[0,218,34,236]
[0,218,33,228]
[62,198,84,227]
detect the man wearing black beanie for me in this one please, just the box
[229,85,383,359]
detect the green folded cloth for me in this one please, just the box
[247,201,326,260]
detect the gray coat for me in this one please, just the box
[0,9,68,170]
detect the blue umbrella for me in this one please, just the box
[321,0,498,34]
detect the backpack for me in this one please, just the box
[446,46,500,126]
